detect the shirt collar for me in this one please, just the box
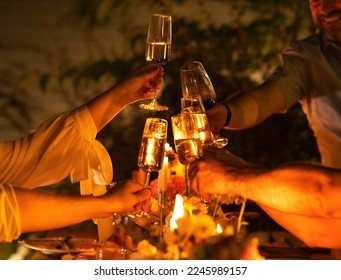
[320,32,341,53]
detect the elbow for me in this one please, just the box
[291,229,341,249]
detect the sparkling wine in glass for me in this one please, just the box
[135,118,168,218]
[140,14,172,111]
[180,61,228,148]
[171,113,203,196]
[180,96,214,147]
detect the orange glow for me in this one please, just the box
[170,194,185,231]
[216,223,222,234]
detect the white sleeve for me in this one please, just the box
[0,184,21,242]
[0,105,113,188]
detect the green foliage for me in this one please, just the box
[42,0,319,177]
[68,0,319,173]
[0,0,321,260]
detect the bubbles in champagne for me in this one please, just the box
[138,136,166,172]
[146,42,171,64]
[175,138,202,166]
[190,113,212,145]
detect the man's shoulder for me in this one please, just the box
[296,33,321,45]
[283,33,322,55]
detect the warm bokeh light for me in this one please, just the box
[169,194,184,231]
[216,223,223,234]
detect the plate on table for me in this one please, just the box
[250,231,330,259]
[19,236,99,255]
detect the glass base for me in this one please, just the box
[139,99,168,111]
[128,210,151,219]
[211,137,228,149]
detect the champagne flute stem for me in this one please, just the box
[144,171,151,189]
[141,171,151,213]
[211,195,220,219]
[184,165,190,197]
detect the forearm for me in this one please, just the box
[86,85,129,131]
[261,205,341,248]
[228,164,341,218]
[225,83,287,129]
[86,64,162,132]
[15,188,111,232]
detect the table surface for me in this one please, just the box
[25,226,340,260]
[29,228,98,260]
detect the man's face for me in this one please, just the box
[310,0,341,42]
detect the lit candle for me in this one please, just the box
[216,223,223,235]
[158,143,171,192]
[158,148,170,239]
[170,194,185,231]
[158,155,168,192]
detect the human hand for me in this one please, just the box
[115,63,164,104]
[205,103,229,136]
[104,180,151,215]
[188,147,251,201]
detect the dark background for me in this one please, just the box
[0,0,320,258]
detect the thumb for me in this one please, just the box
[135,189,151,201]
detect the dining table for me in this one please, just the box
[20,215,339,261]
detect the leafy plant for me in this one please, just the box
[3,0,319,179]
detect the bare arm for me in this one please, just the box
[206,83,287,134]
[189,148,341,219]
[189,148,341,248]
[15,181,150,232]
[86,64,163,131]
[260,206,341,248]
[228,83,287,129]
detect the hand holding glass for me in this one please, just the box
[180,96,214,147]
[180,61,228,148]
[135,118,168,218]
[171,113,202,196]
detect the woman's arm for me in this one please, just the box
[86,64,163,131]
[15,180,150,233]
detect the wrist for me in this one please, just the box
[221,103,232,127]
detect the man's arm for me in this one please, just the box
[189,149,341,218]
[206,83,288,134]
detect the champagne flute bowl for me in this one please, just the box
[134,118,168,218]
[140,14,172,111]
[180,61,228,148]
[180,96,213,147]
[171,113,202,197]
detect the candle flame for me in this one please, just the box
[163,155,168,165]
[216,223,223,234]
[170,194,185,231]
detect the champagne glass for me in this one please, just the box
[171,113,203,197]
[181,96,226,206]
[140,14,172,111]
[180,96,215,147]
[135,118,168,218]
[180,61,228,148]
